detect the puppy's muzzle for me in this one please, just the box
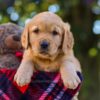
[40,40,50,54]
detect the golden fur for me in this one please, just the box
[14,12,81,91]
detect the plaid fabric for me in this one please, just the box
[0,68,83,100]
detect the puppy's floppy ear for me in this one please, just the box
[62,23,74,54]
[21,24,29,49]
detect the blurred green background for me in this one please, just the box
[0,0,100,100]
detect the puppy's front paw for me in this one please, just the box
[61,71,81,89]
[14,67,33,86]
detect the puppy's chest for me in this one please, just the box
[34,63,60,72]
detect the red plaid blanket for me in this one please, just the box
[0,68,83,100]
[0,52,83,100]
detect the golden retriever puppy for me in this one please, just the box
[14,12,81,89]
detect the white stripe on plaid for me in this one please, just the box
[39,73,60,100]
[0,89,10,100]
[54,87,67,100]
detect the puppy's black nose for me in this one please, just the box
[40,40,49,50]
[13,35,20,41]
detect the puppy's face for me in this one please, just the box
[28,16,63,59]
[22,12,74,61]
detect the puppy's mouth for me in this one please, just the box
[39,50,50,58]
[38,50,60,61]
[38,49,56,60]
[37,53,55,62]
[39,50,49,55]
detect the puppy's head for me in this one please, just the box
[22,12,74,61]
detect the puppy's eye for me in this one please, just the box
[52,30,58,36]
[33,28,39,34]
